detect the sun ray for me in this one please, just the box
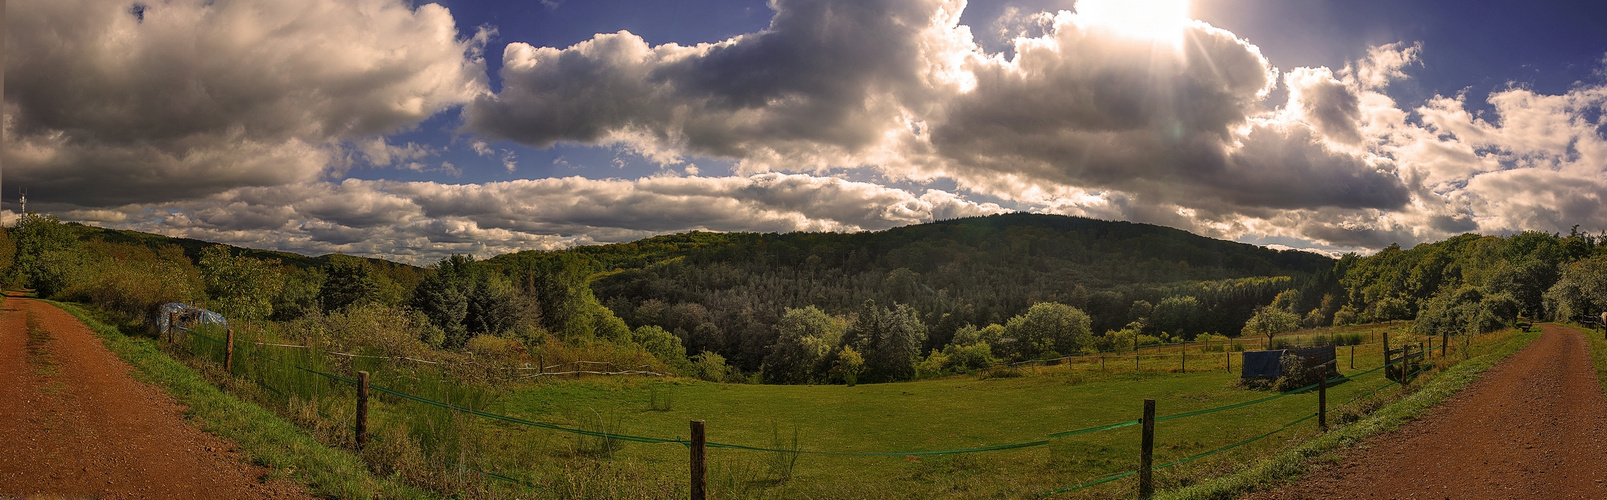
[1073,0,1192,51]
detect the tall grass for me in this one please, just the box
[49,300,430,499]
[167,315,521,497]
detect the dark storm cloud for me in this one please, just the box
[2,0,489,207]
[464,0,963,162]
[13,0,1607,260]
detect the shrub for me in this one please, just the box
[1273,353,1322,391]
[690,351,732,382]
[832,347,865,386]
[914,349,949,379]
[940,341,996,372]
[465,334,520,360]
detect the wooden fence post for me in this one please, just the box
[1349,344,1355,369]
[1134,337,1140,371]
[1139,399,1156,499]
[691,420,707,500]
[1383,340,1394,382]
[356,371,370,450]
[225,328,235,373]
[1180,343,1186,373]
[1318,371,1328,431]
[1226,350,1231,374]
[167,311,177,343]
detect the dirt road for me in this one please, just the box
[1247,324,1607,499]
[0,293,308,499]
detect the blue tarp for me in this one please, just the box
[1241,345,1339,379]
[155,303,228,333]
[1241,350,1284,379]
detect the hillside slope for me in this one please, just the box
[490,213,1334,369]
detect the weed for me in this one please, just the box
[648,384,674,412]
[764,421,802,483]
[573,409,627,458]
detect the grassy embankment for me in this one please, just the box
[1582,322,1607,397]
[48,300,430,500]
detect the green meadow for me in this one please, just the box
[73,300,1509,499]
[352,326,1443,499]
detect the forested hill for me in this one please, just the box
[17,210,1605,385]
[487,213,1334,370]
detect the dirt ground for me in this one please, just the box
[1246,324,1607,499]
[0,293,309,499]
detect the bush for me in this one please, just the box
[832,347,865,386]
[1273,353,1322,391]
[66,255,202,322]
[631,324,687,367]
[1334,332,1365,346]
[690,351,732,382]
[1333,307,1359,326]
[465,334,520,361]
[914,350,949,379]
[940,342,996,372]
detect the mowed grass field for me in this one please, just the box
[366,324,1475,499]
[76,300,1513,500]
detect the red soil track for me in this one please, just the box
[0,293,309,499]
[1247,324,1607,499]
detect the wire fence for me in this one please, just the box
[164,321,1453,498]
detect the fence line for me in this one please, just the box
[175,324,1400,456]
[166,322,1457,497]
[249,338,669,375]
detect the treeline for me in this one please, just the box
[539,213,1331,375]
[1306,229,1607,337]
[9,210,1602,386]
[0,214,686,378]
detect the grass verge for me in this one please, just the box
[47,300,430,500]
[1582,323,1607,399]
[1160,327,1539,500]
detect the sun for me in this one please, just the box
[1073,0,1192,51]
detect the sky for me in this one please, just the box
[5,0,1607,264]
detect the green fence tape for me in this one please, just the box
[1038,469,1137,496]
[1039,412,1318,497]
[1153,412,1316,471]
[175,322,1406,467]
[178,326,226,345]
[369,384,686,445]
[707,437,1052,457]
[1048,418,1141,438]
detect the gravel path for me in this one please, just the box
[0,293,309,499]
[1246,324,1607,499]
